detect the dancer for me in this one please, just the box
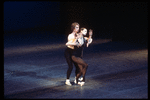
[66,28,93,86]
[64,22,81,86]
[73,28,93,86]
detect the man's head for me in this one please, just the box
[71,22,80,33]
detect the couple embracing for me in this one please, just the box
[64,22,93,86]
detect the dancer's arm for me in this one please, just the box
[66,40,78,46]
[66,34,81,46]
[85,29,93,47]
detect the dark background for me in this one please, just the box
[4,1,148,44]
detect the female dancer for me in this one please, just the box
[73,28,93,86]
[66,28,93,86]
[64,22,81,86]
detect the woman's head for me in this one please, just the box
[80,28,87,35]
[71,22,79,33]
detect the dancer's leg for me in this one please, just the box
[65,50,73,79]
[72,56,88,67]
[72,56,88,84]
[75,64,83,84]
[64,48,73,86]
[73,62,79,76]
[82,65,88,82]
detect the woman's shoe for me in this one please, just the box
[78,81,85,86]
[78,77,83,81]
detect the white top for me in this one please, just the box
[78,36,93,45]
[66,34,76,49]
[66,33,93,49]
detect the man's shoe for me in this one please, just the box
[65,79,72,86]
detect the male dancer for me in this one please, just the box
[64,22,81,86]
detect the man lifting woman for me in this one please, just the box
[64,22,93,86]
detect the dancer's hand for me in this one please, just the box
[89,29,93,36]
[87,43,89,47]
[77,43,82,48]
[76,33,82,39]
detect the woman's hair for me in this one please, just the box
[71,22,79,32]
[80,27,86,32]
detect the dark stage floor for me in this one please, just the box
[4,32,148,99]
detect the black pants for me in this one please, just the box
[72,55,88,83]
[64,47,78,79]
